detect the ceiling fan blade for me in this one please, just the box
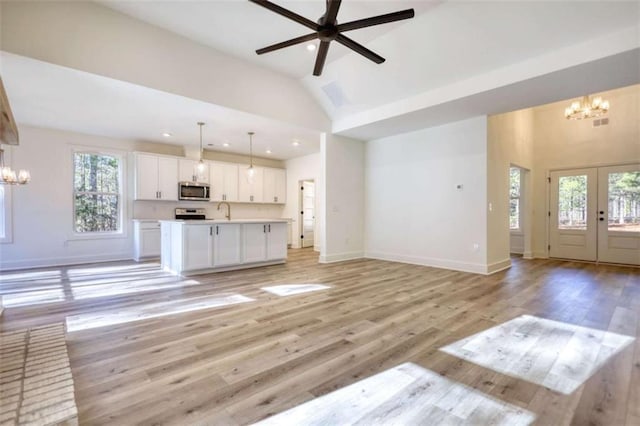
[337,9,415,32]
[335,34,385,64]
[249,0,319,31]
[324,0,342,25]
[313,41,330,76]
[256,33,318,55]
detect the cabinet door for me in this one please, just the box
[238,167,264,203]
[209,162,225,202]
[179,159,209,184]
[182,225,213,270]
[157,157,179,200]
[274,169,286,204]
[222,163,239,202]
[243,223,267,263]
[213,224,242,266]
[140,228,161,258]
[263,168,277,204]
[135,154,160,200]
[267,223,288,260]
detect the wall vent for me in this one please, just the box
[592,118,610,127]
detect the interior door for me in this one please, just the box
[549,168,598,261]
[300,180,315,248]
[597,164,640,265]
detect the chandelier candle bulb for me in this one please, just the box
[565,94,610,120]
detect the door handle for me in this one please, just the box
[263,225,266,233]
[268,224,271,232]
[216,226,219,235]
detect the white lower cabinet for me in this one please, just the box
[243,222,288,263]
[162,221,288,275]
[243,223,268,263]
[267,222,288,260]
[182,225,214,271]
[213,224,242,267]
[133,220,161,261]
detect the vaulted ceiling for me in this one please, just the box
[1,1,639,148]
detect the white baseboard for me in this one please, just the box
[0,252,133,271]
[533,251,549,259]
[319,251,364,263]
[523,251,534,259]
[365,251,491,275]
[486,258,512,274]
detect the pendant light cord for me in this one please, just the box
[198,122,205,161]
[248,131,254,168]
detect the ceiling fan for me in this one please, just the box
[249,0,415,76]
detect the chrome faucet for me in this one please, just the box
[217,201,231,220]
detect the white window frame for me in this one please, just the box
[510,167,523,233]
[0,182,13,244]
[70,147,126,240]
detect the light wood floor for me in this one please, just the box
[1,250,639,425]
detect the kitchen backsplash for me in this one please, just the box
[133,200,286,220]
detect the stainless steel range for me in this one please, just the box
[175,208,206,220]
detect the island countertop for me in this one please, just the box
[159,218,291,224]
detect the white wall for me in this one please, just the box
[530,84,640,258]
[0,1,330,132]
[0,125,285,270]
[487,109,535,263]
[284,153,321,250]
[364,117,490,274]
[320,134,365,263]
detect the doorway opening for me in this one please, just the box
[299,180,315,249]
[549,163,639,265]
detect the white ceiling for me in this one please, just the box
[0,52,321,160]
[99,0,639,122]
[100,0,435,79]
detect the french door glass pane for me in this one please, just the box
[558,175,588,230]
[509,199,519,229]
[608,171,640,232]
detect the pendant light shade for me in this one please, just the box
[246,131,256,184]
[195,122,206,181]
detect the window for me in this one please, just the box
[509,167,522,230]
[0,186,7,241]
[73,152,122,234]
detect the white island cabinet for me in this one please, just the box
[160,219,288,275]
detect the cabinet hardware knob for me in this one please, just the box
[599,218,604,221]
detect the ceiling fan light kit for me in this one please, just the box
[249,0,415,76]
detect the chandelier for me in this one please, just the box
[564,95,609,120]
[0,146,30,185]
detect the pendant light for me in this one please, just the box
[246,131,256,184]
[195,122,206,181]
[0,145,30,185]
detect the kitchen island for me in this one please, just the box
[160,219,288,275]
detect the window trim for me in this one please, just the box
[69,147,127,240]
[0,181,13,244]
[509,167,523,232]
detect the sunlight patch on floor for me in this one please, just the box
[71,278,201,300]
[261,284,331,296]
[440,315,635,394]
[255,363,535,425]
[66,263,161,276]
[3,288,66,307]
[66,293,254,332]
[0,270,61,282]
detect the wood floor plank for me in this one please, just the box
[1,249,638,424]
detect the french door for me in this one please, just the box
[549,164,639,265]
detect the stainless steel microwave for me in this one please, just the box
[178,181,210,201]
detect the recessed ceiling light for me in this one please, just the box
[266,149,272,154]
[306,43,316,51]
[162,132,172,138]
[223,142,230,147]
[292,140,300,146]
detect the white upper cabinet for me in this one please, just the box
[238,166,264,203]
[263,168,286,204]
[134,153,178,201]
[210,162,238,202]
[179,159,209,184]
